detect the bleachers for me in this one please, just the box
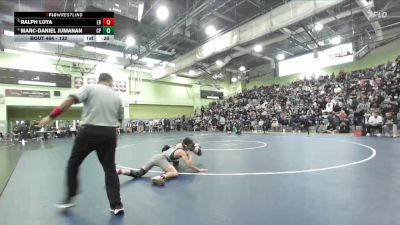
[197,56,400,137]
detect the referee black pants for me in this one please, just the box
[66,125,122,208]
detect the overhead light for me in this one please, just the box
[276,53,285,60]
[125,36,136,47]
[330,36,341,45]
[189,70,195,76]
[83,46,123,58]
[216,60,223,66]
[4,30,14,36]
[147,61,155,68]
[253,44,262,52]
[48,42,75,47]
[156,6,169,21]
[112,7,121,13]
[127,54,138,60]
[239,66,245,72]
[171,74,177,77]
[205,25,217,36]
[107,56,117,63]
[314,22,323,31]
[231,77,238,83]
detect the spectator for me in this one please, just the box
[219,116,226,132]
[234,120,242,135]
[137,120,144,133]
[357,99,370,113]
[176,117,181,131]
[383,112,397,137]
[70,125,77,137]
[338,120,351,133]
[338,110,348,120]
[367,112,383,136]
[262,119,270,134]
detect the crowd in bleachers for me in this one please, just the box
[194,56,400,136]
[125,116,187,133]
[2,57,399,142]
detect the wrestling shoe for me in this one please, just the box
[151,175,166,186]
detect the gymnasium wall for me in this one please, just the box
[134,80,194,106]
[0,50,233,132]
[244,74,299,89]
[129,104,194,119]
[7,107,82,120]
[322,39,400,74]
[244,38,400,89]
[0,51,207,106]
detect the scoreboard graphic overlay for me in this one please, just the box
[14,12,114,42]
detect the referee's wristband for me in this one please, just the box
[49,106,63,119]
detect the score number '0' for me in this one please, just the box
[96,27,113,34]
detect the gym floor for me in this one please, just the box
[0,132,399,225]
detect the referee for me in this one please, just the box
[40,73,124,215]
